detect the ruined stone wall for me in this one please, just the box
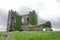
[7,10,18,31]
[22,15,29,26]
[20,25,43,31]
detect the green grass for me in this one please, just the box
[0,32,6,40]
[10,31,60,40]
[0,31,60,40]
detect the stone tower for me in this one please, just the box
[7,10,18,31]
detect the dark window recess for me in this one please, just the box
[8,23,9,25]
[27,17,29,21]
[19,29,23,31]
[12,17,14,19]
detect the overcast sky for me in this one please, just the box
[0,0,60,31]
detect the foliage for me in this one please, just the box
[41,21,51,28]
[29,10,38,25]
[14,15,22,30]
[10,31,60,40]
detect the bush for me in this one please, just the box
[41,21,51,28]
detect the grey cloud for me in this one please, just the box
[36,2,45,13]
[0,9,8,26]
[17,7,32,15]
[51,17,60,29]
[57,0,60,1]
[56,0,60,5]
[38,16,46,24]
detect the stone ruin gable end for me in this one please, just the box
[22,15,30,26]
[7,10,18,31]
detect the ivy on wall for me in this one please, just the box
[14,15,22,30]
[29,10,38,25]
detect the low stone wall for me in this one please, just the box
[19,25,53,31]
[44,27,53,31]
[20,25,43,31]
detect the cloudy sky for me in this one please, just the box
[0,0,60,31]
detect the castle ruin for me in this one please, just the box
[7,10,52,31]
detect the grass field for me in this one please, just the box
[9,31,60,40]
[0,32,6,40]
[0,31,60,40]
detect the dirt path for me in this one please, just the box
[5,32,10,40]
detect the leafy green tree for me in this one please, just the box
[41,21,51,28]
[14,15,22,30]
[29,10,38,25]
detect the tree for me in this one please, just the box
[41,21,52,31]
[41,21,51,28]
[29,10,38,25]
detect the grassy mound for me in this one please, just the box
[10,31,60,40]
